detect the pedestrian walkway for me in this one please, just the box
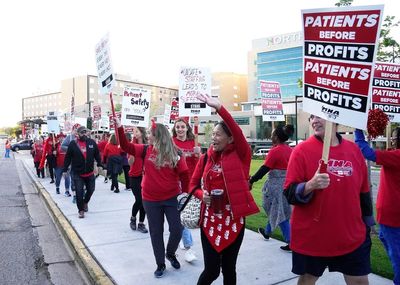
[20,155,392,285]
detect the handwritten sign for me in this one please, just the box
[179,67,211,117]
[95,34,115,95]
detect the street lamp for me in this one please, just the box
[87,99,94,130]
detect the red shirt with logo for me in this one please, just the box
[173,137,199,178]
[264,143,292,169]
[375,149,400,227]
[284,136,369,256]
[33,144,44,162]
[77,140,93,177]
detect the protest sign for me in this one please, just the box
[93,105,102,121]
[95,34,115,95]
[302,5,383,129]
[260,80,285,121]
[372,62,400,122]
[121,86,151,128]
[179,67,211,117]
[47,111,60,134]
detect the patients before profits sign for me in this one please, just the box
[372,62,400,122]
[121,86,151,128]
[95,34,115,95]
[260,81,285,122]
[302,5,383,129]
[179,67,211,117]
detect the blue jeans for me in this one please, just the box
[182,227,193,248]
[265,219,290,243]
[55,167,70,190]
[5,149,10,158]
[379,224,400,285]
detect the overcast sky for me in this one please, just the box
[0,0,399,127]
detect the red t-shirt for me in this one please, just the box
[116,133,190,202]
[97,140,107,156]
[128,152,144,177]
[284,136,369,257]
[77,140,93,177]
[264,143,292,169]
[103,143,121,162]
[173,137,199,178]
[33,144,44,162]
[375,149,400,227]
[55,144,66,168]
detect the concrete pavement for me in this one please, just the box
[19,152,392,285]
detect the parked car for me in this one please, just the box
[253,148,270,157]
[288,140,304,147]
[11,139,33,151]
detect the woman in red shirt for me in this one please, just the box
[116,119,189,278]
[190,95,259,285]
[32,137,45,178]
[103,134,123,193]
[250,124,294,251]
[128,127,148,234]
[172,118,201,263]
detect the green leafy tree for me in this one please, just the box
[114,103,122,112]
[202,122,213,147]
[377,16,400,62]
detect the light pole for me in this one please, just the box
[87,99,94,130]
[294,95,302,144]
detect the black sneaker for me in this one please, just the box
[166,253,180,269]
[154,263,166,278]
[50,180,55,184]
[114,189,120,193]
[258,228,270,240]
[280,244,291,252]
[56,188,60,194]
[137,223,148,233]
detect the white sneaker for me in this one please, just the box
[184,249,197,263]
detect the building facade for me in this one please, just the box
[22,74,178,125]
[211,72,248,111]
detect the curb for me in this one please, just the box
[22,160,115,285]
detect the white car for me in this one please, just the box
[288,140,304,147]
[253,148,270,157]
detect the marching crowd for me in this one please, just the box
[27,95,399,285]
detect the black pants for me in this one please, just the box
[110,172,119,190]
[130,176,145,222]
[46,154,56,180]
[197,221,245,285]
[143,196,183,265]
[34,161,44,178]
[123,165,130,189]
[74,175,95,212]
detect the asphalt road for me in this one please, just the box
[0,145,87,285]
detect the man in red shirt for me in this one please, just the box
[284,115,373,285]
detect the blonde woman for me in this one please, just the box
[116,118,189,279]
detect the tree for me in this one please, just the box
[377,16,400,62]
[334,0,352,7]
[202,123,213,147]
[114,103,122,112]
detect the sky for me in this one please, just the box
[0,0,399,127]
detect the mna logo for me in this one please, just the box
[321,105,339,119]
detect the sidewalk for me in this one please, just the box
[21,156,392,285]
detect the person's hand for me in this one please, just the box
[196,94,221,110]
[52,151,57,155]
[203,190,211,206]
[304,166,330,195]
[114,117,122,128]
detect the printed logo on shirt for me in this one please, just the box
[211,163,222,173]
[327,159,353,177]
[89,144,94,148]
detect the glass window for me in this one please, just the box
[90,78,95,84]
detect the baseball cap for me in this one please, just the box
[77,126,89,134]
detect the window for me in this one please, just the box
[90,78,95,84]
[90,88,95,94]
[233,117,250,125]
